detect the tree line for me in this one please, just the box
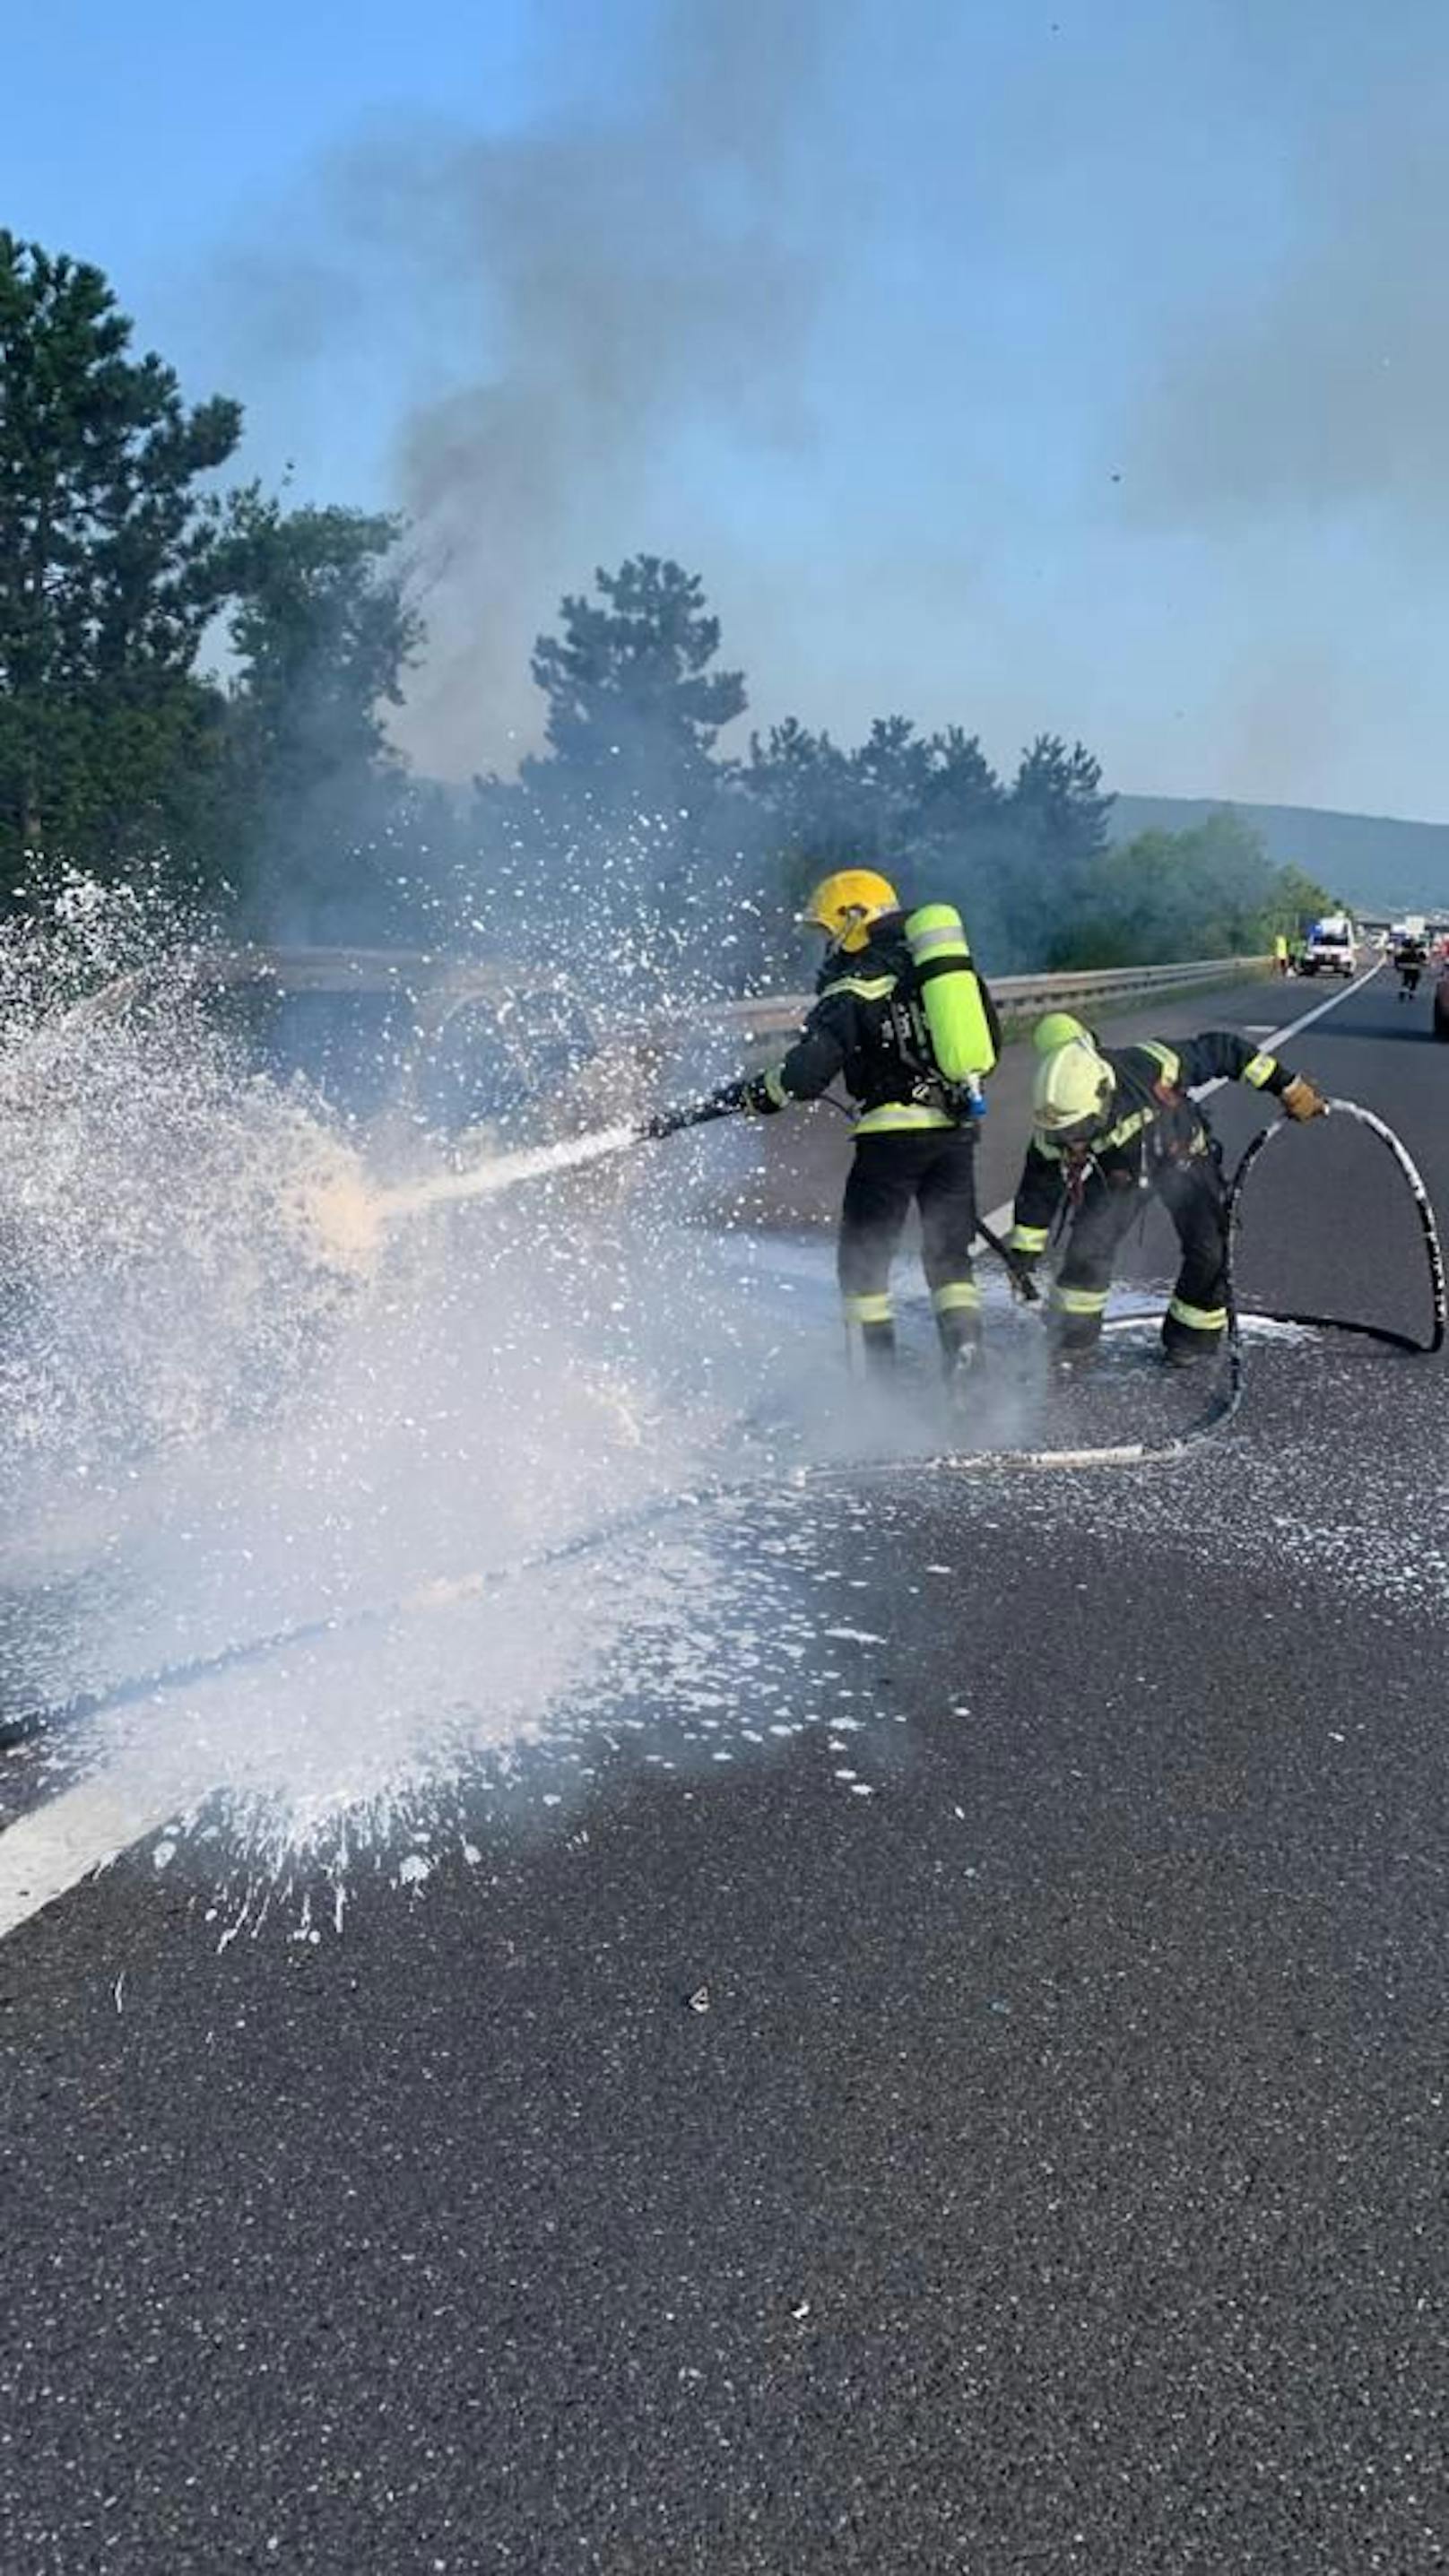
[0,234,1328,986]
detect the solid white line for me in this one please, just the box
[980,959,1384,1235]
[0,1771,185,1941]
[1193,957,1385,1099]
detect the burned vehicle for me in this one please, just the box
[77,947,654,1154]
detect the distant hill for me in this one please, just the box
[1108,795,1449,916]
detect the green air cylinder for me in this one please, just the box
[904,903,998,1080]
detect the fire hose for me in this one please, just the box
[4,1103,1440,1748]
[844,1094,1445,1476]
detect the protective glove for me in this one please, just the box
[698,1073,785,1117]
[741,1071,787,1115]
[1280,1075,1328,1121]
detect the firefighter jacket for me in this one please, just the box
[748,913,1002,1137]
[1010,1031,1296,1252]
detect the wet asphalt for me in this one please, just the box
[4,962,1449,2574]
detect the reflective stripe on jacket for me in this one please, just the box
[1010,1030,1292,1245]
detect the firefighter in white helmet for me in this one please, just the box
[1010,1014,1326,1367]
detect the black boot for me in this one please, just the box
[1159,1318,1224,1368]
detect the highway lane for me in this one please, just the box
[4,960,1449,2573]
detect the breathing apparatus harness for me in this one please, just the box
[1042,1053,1219,1284]
[642,898,1000,1141]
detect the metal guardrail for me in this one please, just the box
[706,954,1272,1037]
[70,946,1275,1060]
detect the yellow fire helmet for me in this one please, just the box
[799,868,900,954]
[1032,1027,1116,1144]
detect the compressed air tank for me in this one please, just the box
[904,903,997,1081]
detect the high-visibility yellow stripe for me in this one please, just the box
[843,1292,893,1325]
[853,1103,955,1135]
[1099,1106,1154,1151]
[1037,1103,1154,1158]
[819,974,897,1002]
[1053,1283,1109,1314]
[761,1065,791,1107]
[907,924,967,958]
[1167,1295,1227,1331]
[931,1280,981,1314]
[1140,1041,1182,1084]
[1010,1224,1051,1253]
[1243,1053,1278,1089]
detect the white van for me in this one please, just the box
[1301,915,1357,978]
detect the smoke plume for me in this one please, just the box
[311,0,846,776]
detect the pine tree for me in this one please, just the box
[0,233,240,884]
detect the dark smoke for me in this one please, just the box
[325,0,846,778]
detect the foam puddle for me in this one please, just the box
[0,1479,878,1942]
[4,902,1445,1942]
[4,1275,1447,1947]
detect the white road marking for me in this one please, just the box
[0,959,1387,1947]
[0,1768,192,1941]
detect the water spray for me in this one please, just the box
[376,1123,645,1226]
[6,1083,1438,1756]
[291,1122,662,1267]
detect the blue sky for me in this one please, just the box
[9,0,1449,817]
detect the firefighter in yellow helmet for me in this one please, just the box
[1009,1016,1326,1367]
[646,868,1001,1383]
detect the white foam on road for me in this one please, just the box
[0,962,1387,1948]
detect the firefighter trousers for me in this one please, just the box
[838,1127,981,1366]
[1053,1152,1228,1357]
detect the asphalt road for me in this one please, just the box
[4,960,1449,2574]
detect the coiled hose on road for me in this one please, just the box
[1225,1097,1445,1359]
[907,1094,1445,1475]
